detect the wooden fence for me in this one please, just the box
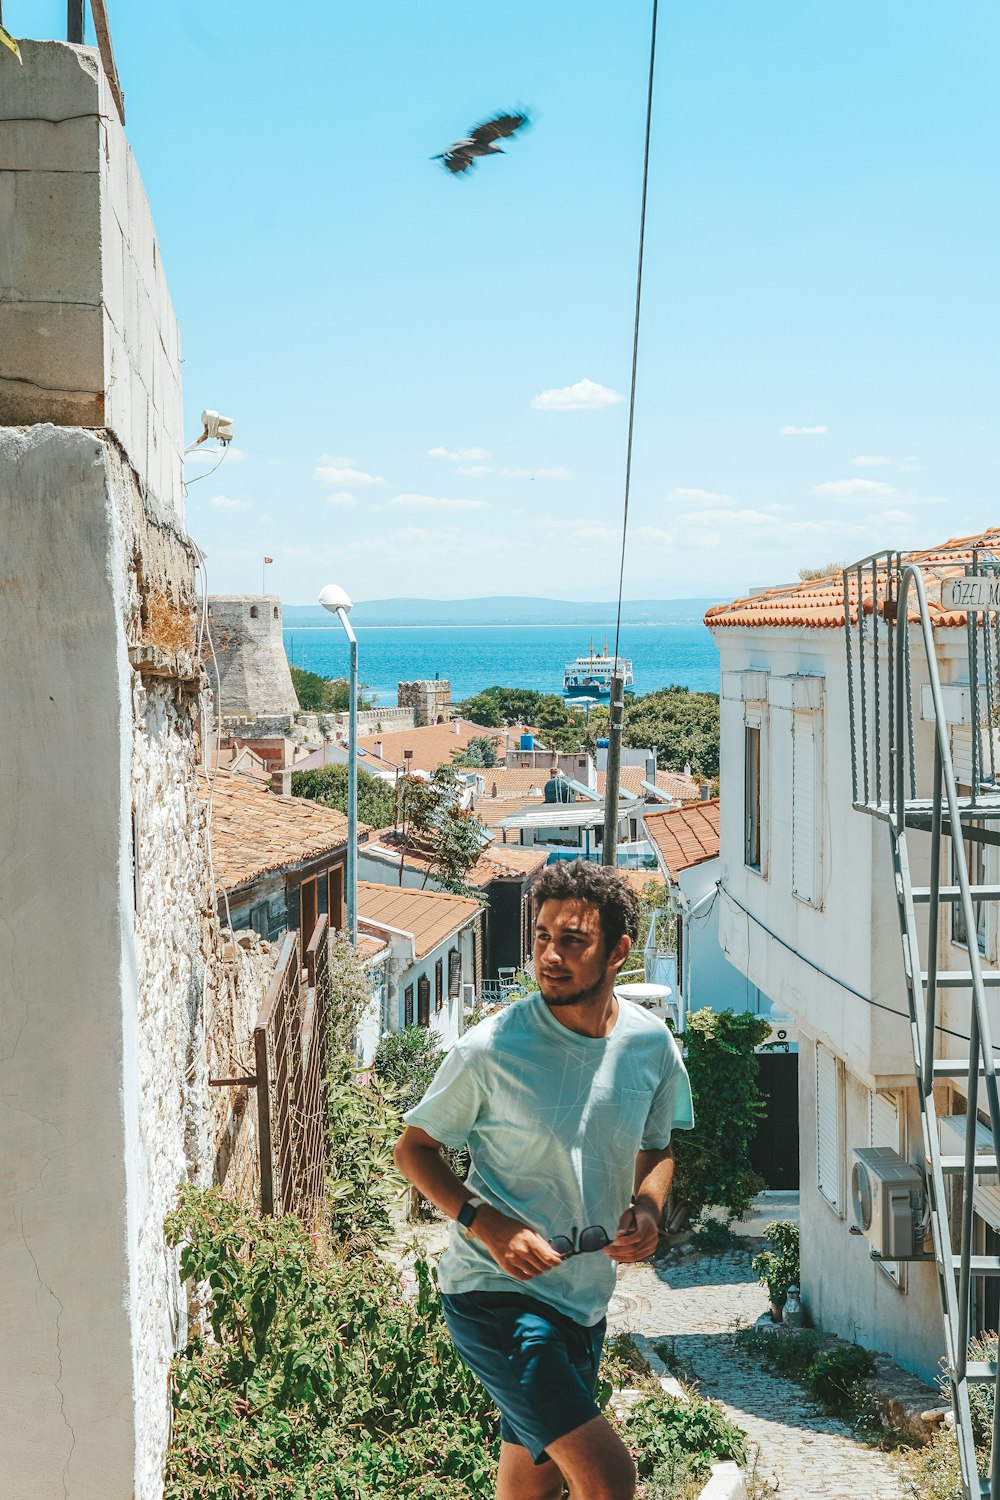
[253,915,331,1218]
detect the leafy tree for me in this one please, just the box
[454,685,546,725]
[289,663,374,713]
[452,691,503,727]
[670,1007,771,1223]
[291,762,396,829]
[452,735,498,769]
[621,685,719,779]
[398,769,487,896]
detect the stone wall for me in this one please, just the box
[0,41,184,519]
[206,595,299,719]
[398,678,451,726]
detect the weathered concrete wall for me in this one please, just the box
[206,595,299,718]
[0,42,184,520]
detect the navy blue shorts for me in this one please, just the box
[441,1290,606,1464]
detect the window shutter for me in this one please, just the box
[792,713,817,903]
[448,948,461,999]
[816,1044,842,1212]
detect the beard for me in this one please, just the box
[538,972,608,1009]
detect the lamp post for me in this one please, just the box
[319,583,357,943]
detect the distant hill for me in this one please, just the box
[283,596,720,628]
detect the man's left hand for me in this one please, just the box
[601,1204,660,1263]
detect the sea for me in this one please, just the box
[282,622,720,707]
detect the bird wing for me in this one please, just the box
[469,112,528,148]
[434,145,476,174]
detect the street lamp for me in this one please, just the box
[319,582,357,944]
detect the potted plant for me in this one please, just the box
[751,1220,800,1322]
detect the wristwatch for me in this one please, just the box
[457,1197,486,1239]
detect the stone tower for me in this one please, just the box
[398,678,451,726]
[206,594,299,718]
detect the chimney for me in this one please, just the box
[700,783,711,801]
[373,740,383,759]
[684,762,692,777]
[452,719,462,735]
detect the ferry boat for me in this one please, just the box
[562,640,634,699]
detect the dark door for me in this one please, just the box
[328,865,345,932]
[750,1051,800,1190]
[299,877,318,945]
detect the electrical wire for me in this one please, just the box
[184,445,230,489]
[611,0,659,672]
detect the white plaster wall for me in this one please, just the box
[797,1035,942,1383]
[0,427,139,1498]
[676,859,767,1017]
[711,626,911,1080]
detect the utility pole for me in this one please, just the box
[601,672,625,866]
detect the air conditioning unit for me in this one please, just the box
[851,1147,925,1260]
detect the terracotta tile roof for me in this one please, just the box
[200,768,362,892]
[357,931,389,962]
[643,799,720,880]
[705,528,1000,631]
[357,881,482,959]
[621,870,666,895]
[362,828,546,885]
[355,719,503,776]
[476,796,547,829]
[477,767,561,801]
[655,769,703,802]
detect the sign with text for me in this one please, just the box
[942,575,1000,613]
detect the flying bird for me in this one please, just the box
[433,111,530,175]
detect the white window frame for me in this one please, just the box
[869,1088,904,1288]
[791,708,823,907]
[744,704,768,878]
[816,1043,843,1215]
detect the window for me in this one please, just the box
[250,604,258,619]
[953,821,987,956]
[435,959,444,1013]
[404,985,414,1026]
[870,1089,902,1286]
[249,902,269,938]
[745,724,762,870]
[299,876,318,944]
[792,711,820,904]
[417,976,431,1027]
[816,1044,843,1214]
[448,948,462,999]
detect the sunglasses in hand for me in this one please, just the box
[549,1199,639,1260]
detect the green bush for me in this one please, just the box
[621,1391,748,1481]
[671,1008,771,1222]
[373,1025,468,1187]
[289,664,374,714]
[163,1189,500,1499]
[806,1344,876,1413]
[751,1219,800,1308]
[291,763,396,830]
[733,1324,822,1382]
[324,1053,403,1252]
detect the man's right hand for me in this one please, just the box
[472,1205,565,1280]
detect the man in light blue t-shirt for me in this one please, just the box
[395,862,694,1500]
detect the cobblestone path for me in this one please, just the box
[609,1248,911,1500]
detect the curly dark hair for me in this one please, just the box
[532,862,640,954]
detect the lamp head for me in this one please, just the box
[319,583,353,615]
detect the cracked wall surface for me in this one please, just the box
[1,425,275,1499]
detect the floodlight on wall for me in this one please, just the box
[185,409,235,453]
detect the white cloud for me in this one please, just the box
[428,445,490,462]
[811,478,896,499]
[531,378,624,412]
[209,494,250,509]
[779,424,828,436]
[851,453,922,471]
[326,491,358,508]
[873,508,914,525]
[456,465,494,476]
[389,494,489,511]
[315,455,383,486]
[503,466,574,480]
[668,486,734,505]
[186,445,248,464]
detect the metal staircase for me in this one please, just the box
[844,547,1000,1498]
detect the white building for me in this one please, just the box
[706,537,1000,1383]
[356,882,483,1056]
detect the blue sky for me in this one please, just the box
[15,1,1000,602]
